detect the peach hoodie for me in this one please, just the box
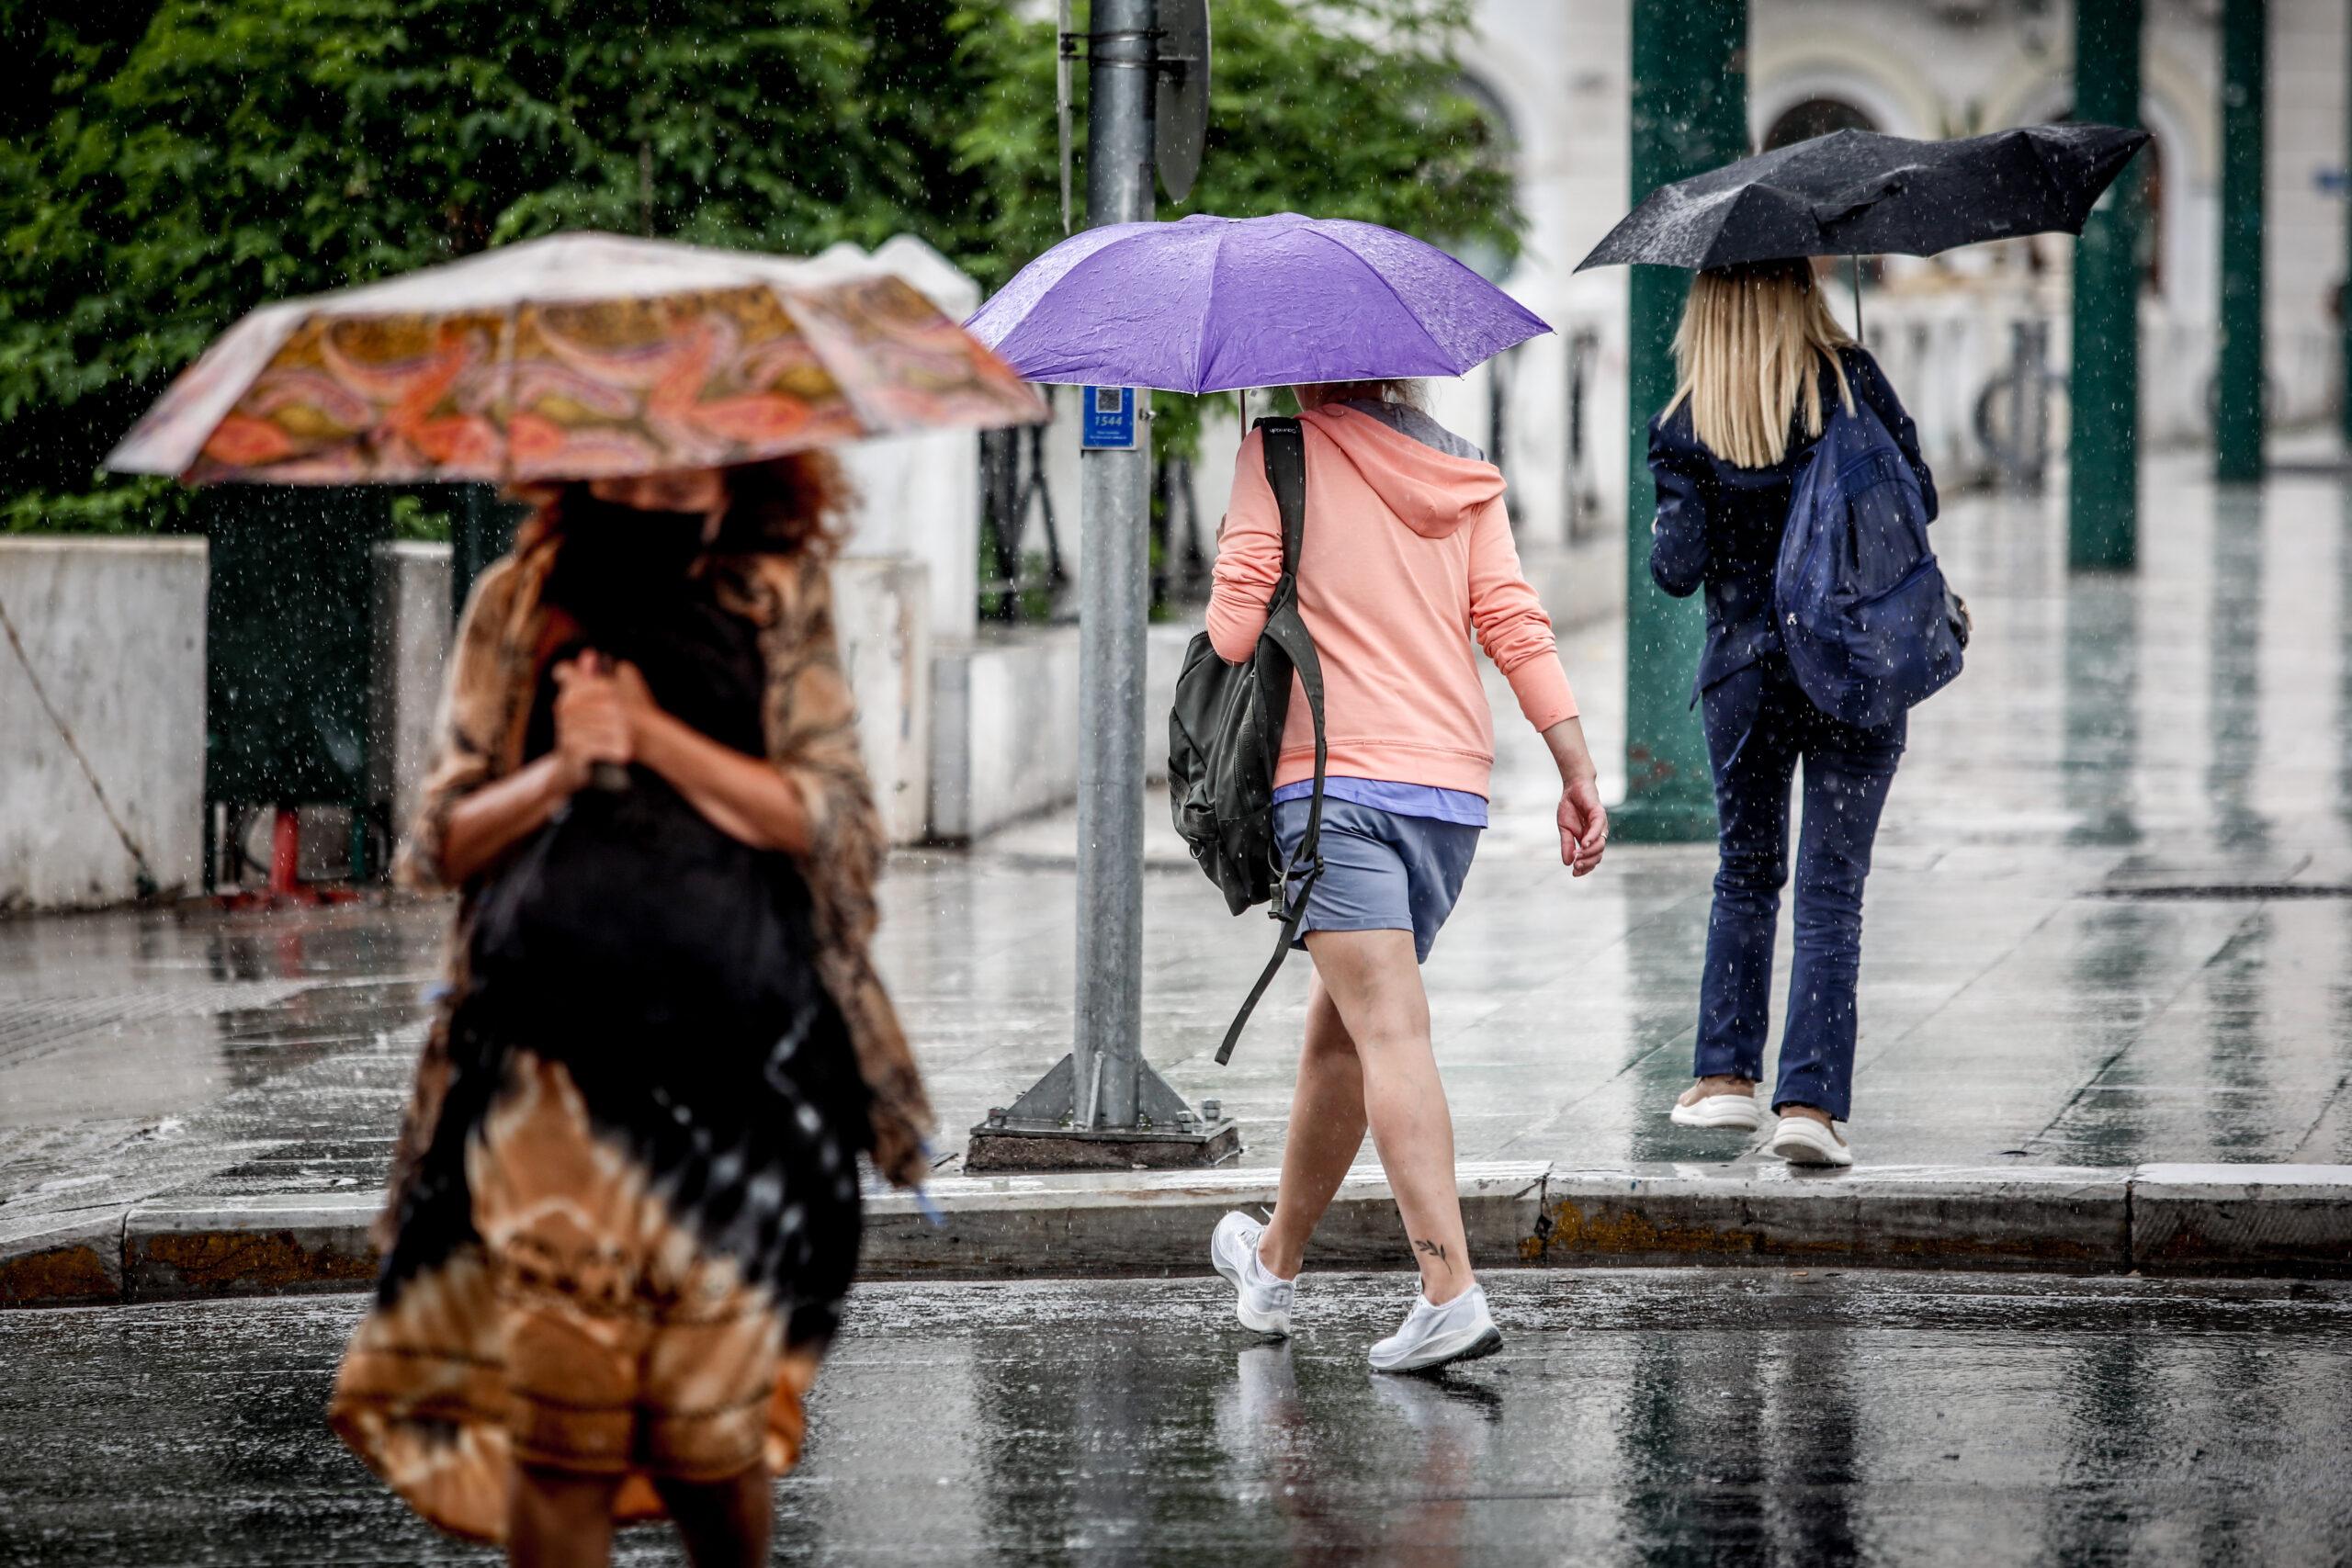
[1206,404,1577,798]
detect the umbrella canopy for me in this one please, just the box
[108,232,1048,485]
[966,212,1550,395]
[1576,123,2148,273]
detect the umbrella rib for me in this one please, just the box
[2018,131,2085,229]
[1191,225,1226,395]
[1296,228,1451,383]
[497,301,520,484]
[1699,181,1797,270]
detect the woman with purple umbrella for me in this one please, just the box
[977,213,1609,1371]
[1204,375,1608,1372]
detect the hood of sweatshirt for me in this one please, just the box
[1297,404,1506,541]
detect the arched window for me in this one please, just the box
[1763,96,1877,152]
[1764,98,1884,285]
[1450,73,1519,284]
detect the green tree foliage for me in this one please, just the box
[2,0,1517,531]
[954,0,1515,291]
[957,0,1519,457]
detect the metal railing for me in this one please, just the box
[978,424,1067,623]
[1152,452,1209,607]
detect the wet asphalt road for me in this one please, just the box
[1,1269,2346,1567]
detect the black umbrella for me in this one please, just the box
[1575,123,2149,275]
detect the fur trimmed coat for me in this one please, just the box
[377,544,933,1250]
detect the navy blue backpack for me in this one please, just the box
[1775,392,1964,729]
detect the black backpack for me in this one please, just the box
[1167,416,1328,1065]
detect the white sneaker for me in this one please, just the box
[1668,1089,1764,1130]
[1210,1211,1295,1338]
[1767,1114,1854,1168]
[1368,1283,1502,1375]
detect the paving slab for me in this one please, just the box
[0,1206,125,1308]
[2132,1162,2352,1276]
[120,1189,383,1303]
[865,1159,1549,1279]
[1529,1163,2132,1270]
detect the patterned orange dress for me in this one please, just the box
[329,524,932,1542]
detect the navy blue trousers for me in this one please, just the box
[1693,659,1905,1121]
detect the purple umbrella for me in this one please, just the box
[966,212,1550,394]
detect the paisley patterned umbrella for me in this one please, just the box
[109,232,1047,484]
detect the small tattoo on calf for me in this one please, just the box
[1413,1238,1453,1269]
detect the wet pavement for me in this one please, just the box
[0,1269,2346,1565]
[5,453,2352,1243]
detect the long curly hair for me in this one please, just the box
[511,452,855,566]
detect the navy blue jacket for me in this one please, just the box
[1647,345,1936,703]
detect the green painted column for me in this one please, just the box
[1618,0,1746,844]
[2070,0,2143,570]
[2215,0,2267,482]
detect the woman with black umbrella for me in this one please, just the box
[1646,259,1935,1167]
[1581,120,2147,1166]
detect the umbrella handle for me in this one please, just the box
[571,649,632,794]
[1850,254,1864,344]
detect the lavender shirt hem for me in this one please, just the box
[1271,776,1489,829]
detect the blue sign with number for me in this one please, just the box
[1080,386,1137,449]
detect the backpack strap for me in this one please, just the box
[1216,417,1328,1066]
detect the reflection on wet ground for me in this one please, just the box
[0,1270,2346,1565]
[4,457,2352,1233]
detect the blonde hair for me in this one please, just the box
[1665,261,1854,469]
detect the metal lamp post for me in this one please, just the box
[967,0,1237,1172]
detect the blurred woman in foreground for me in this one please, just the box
[330,457,931,1566]
[1206,379,1606,1374]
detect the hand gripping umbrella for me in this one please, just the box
[967,211,1551,393]
[1576,123,2149,331]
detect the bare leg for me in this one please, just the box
[509,1464,621,1568]
[1258,974,1369,1280]
[1300,930,1472,1303]
[652,1468,773,1568]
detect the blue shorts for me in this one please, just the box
[1272,798,1481,964]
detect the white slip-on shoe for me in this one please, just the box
[1767,1114,1854,1168]
[1668,1090,1765,1131]
[1368,1283,1503,1375]
[1210,1211,1295,1338]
